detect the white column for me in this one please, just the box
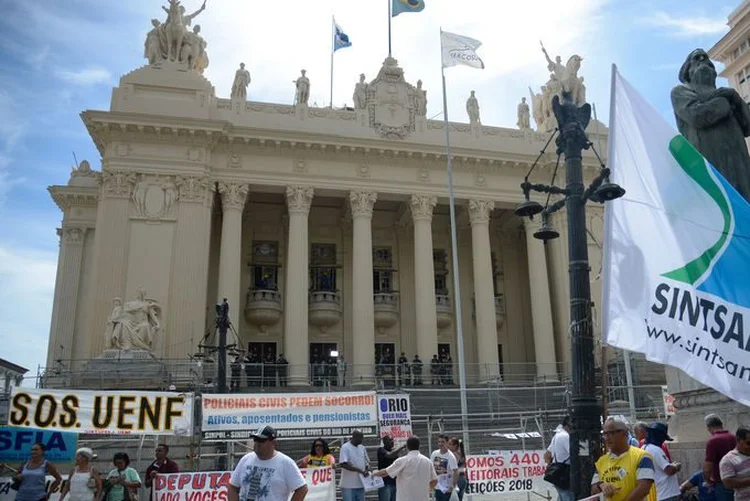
[469,200,500,381]
[524,218,558,380]
[88,171,136,357]
[349,191,377,385]
[217,182,249,332]
[410,194,438,383]
[47,226,87,367]
[167,176,215,358]
[284,186,314,385]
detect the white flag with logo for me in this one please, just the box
[604,66,750,406]
[440,31,484,69]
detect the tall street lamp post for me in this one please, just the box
[514,92,625,497]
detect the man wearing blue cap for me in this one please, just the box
[642,423,682,501]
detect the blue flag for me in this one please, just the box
[334,21,352,52]
[392,0,425,17]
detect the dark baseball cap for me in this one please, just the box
[251,425,277,440]
[649,422,673,441]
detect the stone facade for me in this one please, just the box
[46,55,609,385]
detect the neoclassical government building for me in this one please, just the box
[46,23,607,386]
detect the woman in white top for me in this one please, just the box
[61,448,102,501]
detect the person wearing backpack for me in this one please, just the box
[13,442,63,501]
[544,417,572,501]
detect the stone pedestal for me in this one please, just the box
[666,367,750,464]
[77,350,170,390]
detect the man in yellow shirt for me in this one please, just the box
[592,417,657,501]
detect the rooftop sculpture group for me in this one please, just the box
[144,0,209,73]
[528,43,586,132]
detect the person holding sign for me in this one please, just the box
[145,444,179,501]
[105,453,142,501]
[339,430,371,501]
[377,436,406,501]
[373,436,437,501]
[13,442,63,501]
[591,417,656,501]
[228,425,308,501]
[60,447,102,501]
[430,434,458,501]
[298,439,336,468]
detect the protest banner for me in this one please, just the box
[8,388,193,436]
[153,467,335,501]
[465,451,547,496]
[201,392,376,440]
[0,475,67,501]
[377,394,412,445]
[0,426,78,462]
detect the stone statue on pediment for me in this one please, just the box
[105,289,162,352]
[231,63,251,100]
[144,0,209,71]
[415,80,427,117]
[353,74,368,109]
[466,90,480,125]
[295,69,310,106]
[517,97,531,130]
[540,42,586,107]
[528,86,545,131]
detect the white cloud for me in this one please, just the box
[55,67,112,86]
[0,246,57,374]
[641,11,727,38]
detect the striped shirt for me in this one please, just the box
[720,450,750,501]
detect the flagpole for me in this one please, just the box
[387,0,392,57]
[440,29,471,450]
[330,16,335,108]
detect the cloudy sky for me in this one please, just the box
[0,0,738,377]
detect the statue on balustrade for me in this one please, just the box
[105,289,163,352]
[231,63,251,100]
[671,48,750,202]
[295,69,310,106]
[353,74,368,110]
[517,97,531,130]
[466,90,480,125]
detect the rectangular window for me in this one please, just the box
[310,243,337,291]
[250,241,279,290]
[433,249,448,295]
[373,247,394,293]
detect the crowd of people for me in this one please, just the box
[544,414,750,501]
[5,413,749,501]
[2,442,178,501]
[227,349,460,389]
[225,426,466,501]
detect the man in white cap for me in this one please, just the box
[228,425,308,501]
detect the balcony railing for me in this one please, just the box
[308,290,342,331]
[374,292,399,331]
[435,293,452,329]
[244,289,283,331]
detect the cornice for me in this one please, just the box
[48,185,100,211]
[82,111,605,173]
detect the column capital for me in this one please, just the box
[286,185,314,215]
[101,169,137,199]
[468,199,494,225]
[177,175,215,206]
[410,194,437,223]
[61,226,87,245]
[218,182,249,212]
[349,191,377,219]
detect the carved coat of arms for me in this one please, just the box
[367,57,417,140]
